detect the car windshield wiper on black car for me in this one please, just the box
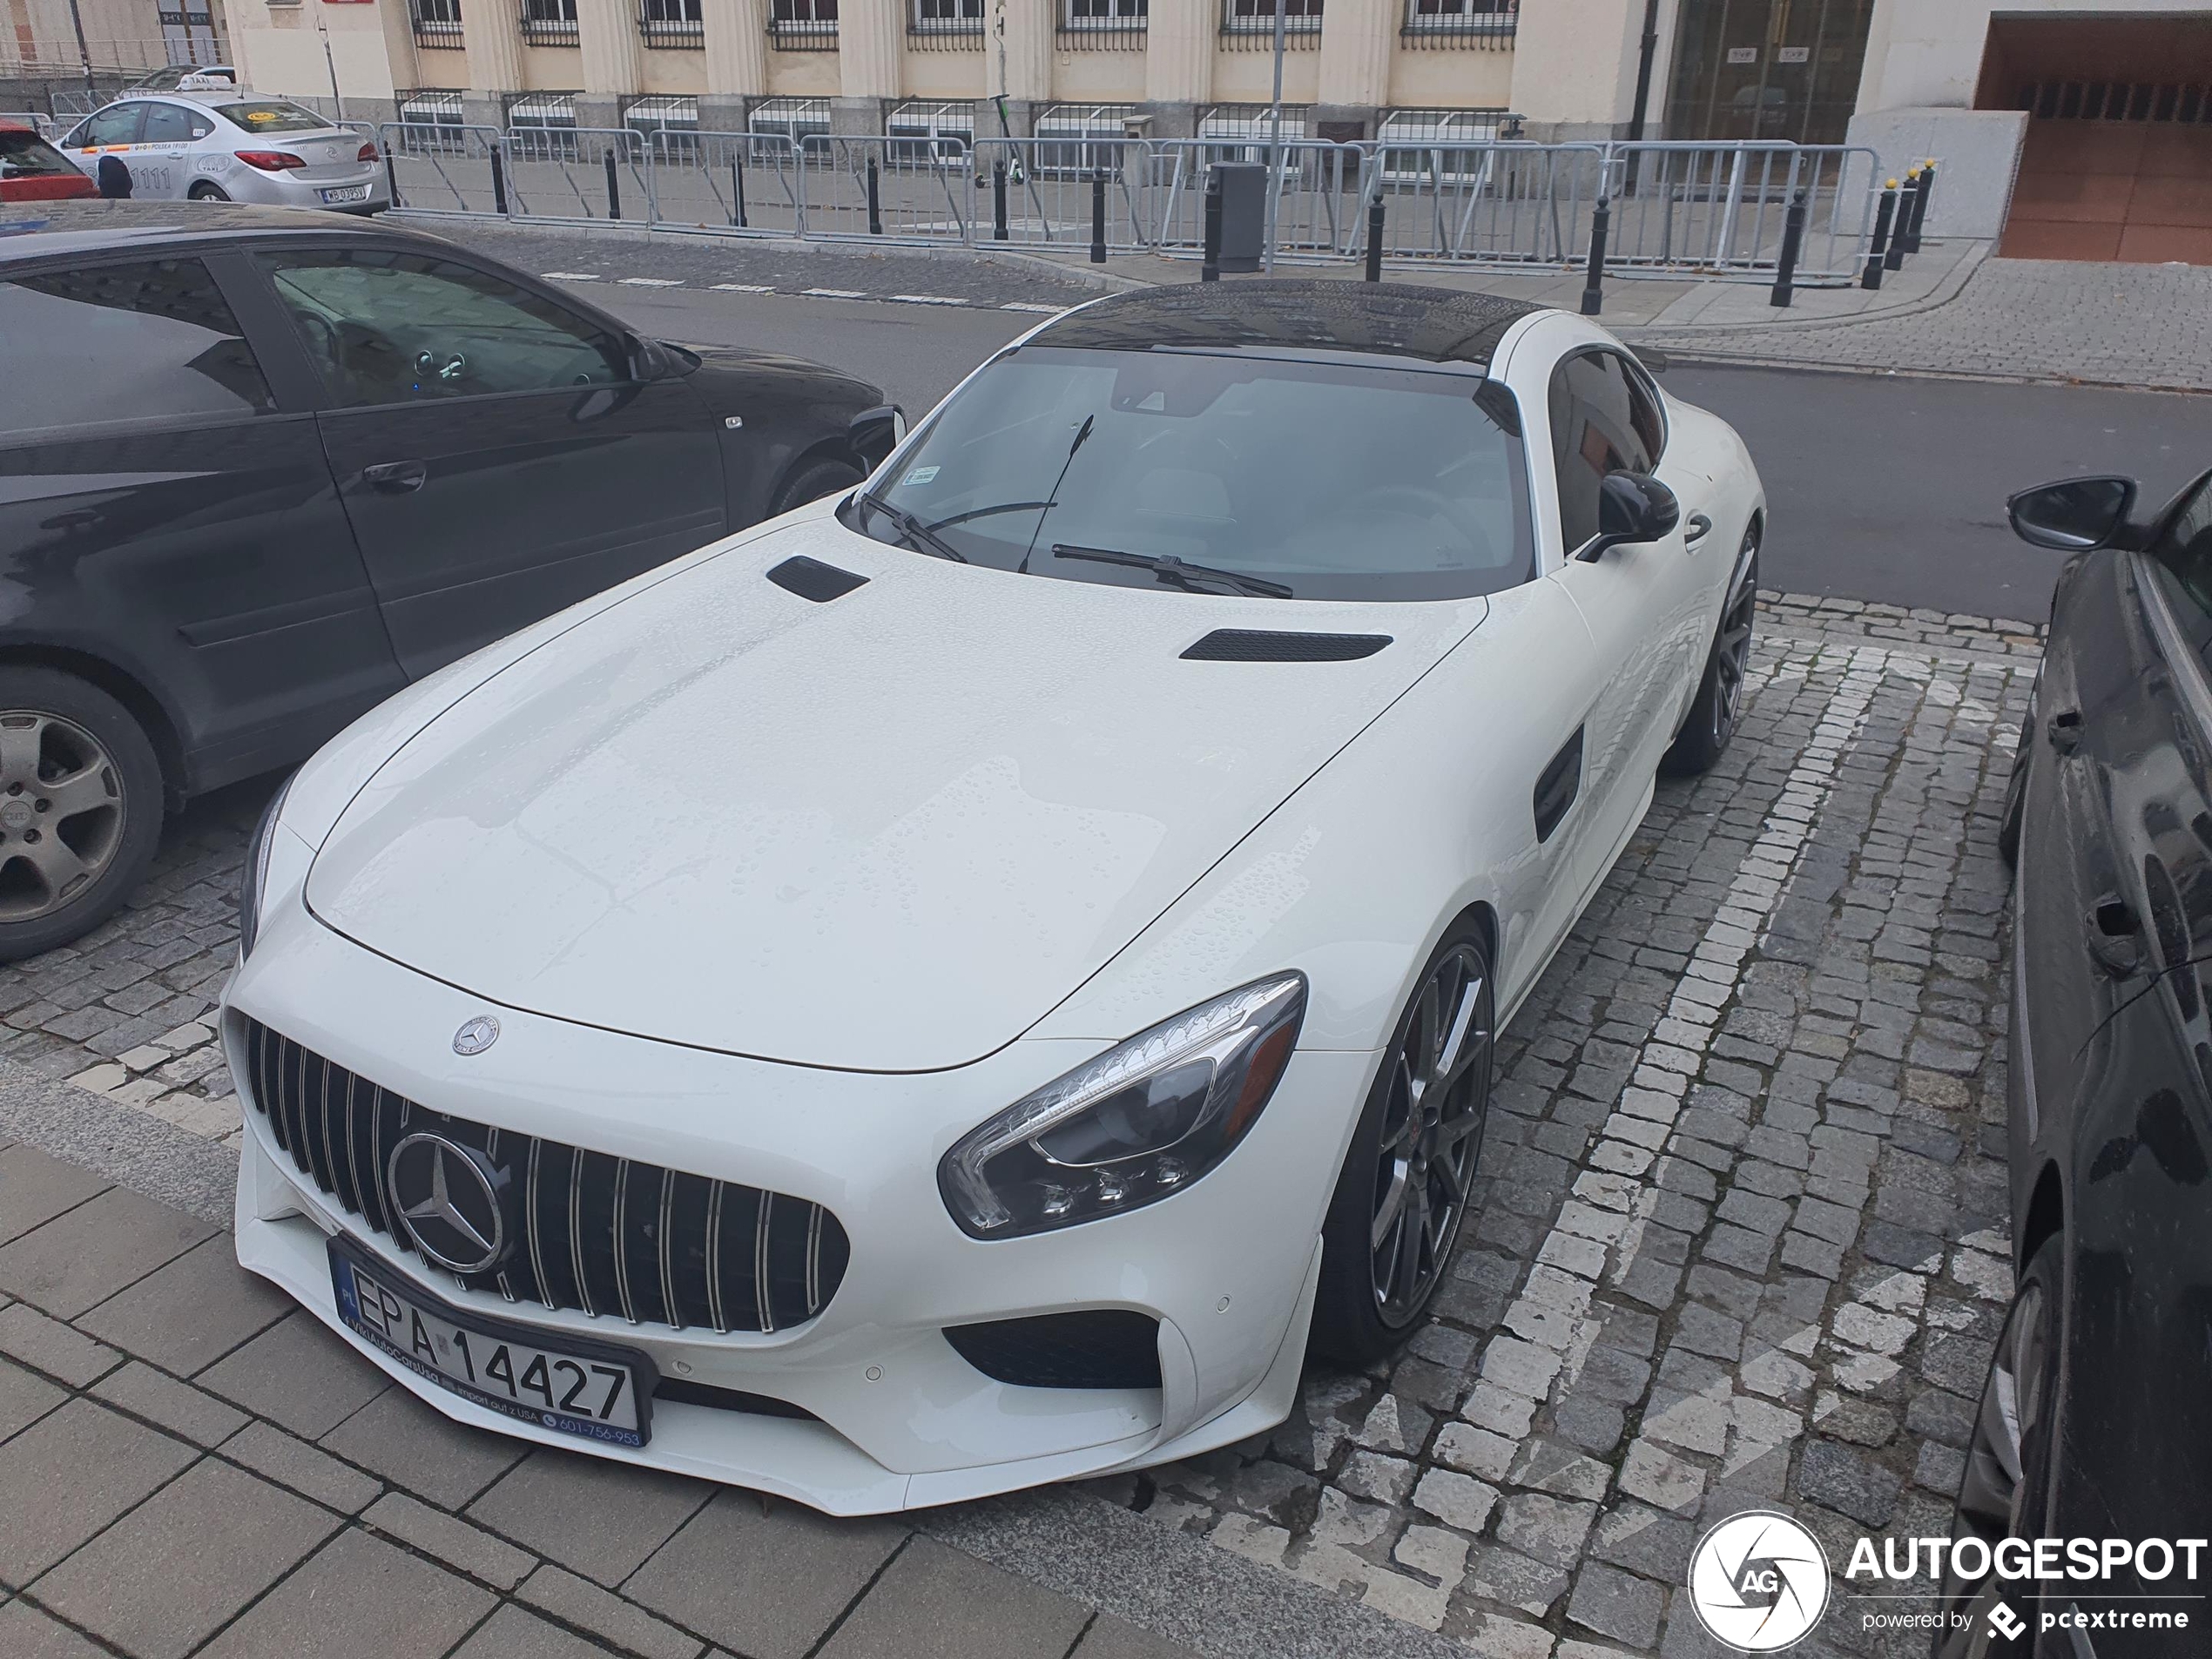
[1051,544,1292,599]
[855,491,968,563]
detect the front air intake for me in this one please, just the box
[944,1311,1163,1389]
[1181,630,1392,662]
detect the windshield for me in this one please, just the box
[844,345,1533,602]
[0,131,73,178]
[216,100,330,134]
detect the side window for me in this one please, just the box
[0,258,275,436]
[255,248,629,408]
[1548,350,1656,554]
[75,104,145,148]
[2147,475,2212,664]
[139,103,212,143]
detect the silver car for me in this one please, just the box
[59,89,388,213]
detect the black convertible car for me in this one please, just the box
[0,200,896,956]
[1940,468,2212,1655]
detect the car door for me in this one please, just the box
[62,102,146,184]
[132,100,213,199]
[0,250,403,791]
[250,245,727,679]
[1542,348,1708,857]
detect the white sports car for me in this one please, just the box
[226,282,1764,1514]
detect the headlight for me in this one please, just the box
[237,772,293,962]
[938,974,1305,1239]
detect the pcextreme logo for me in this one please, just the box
[1687,1512,1831,1652]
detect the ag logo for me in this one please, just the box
[1688,1510,1831,1651]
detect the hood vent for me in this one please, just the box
[768,556,868,604]
[1182,630,1393,663]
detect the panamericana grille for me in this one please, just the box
[239,1018,849,1334]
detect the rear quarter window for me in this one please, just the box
[217,100,329,135]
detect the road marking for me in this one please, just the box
[710,282,777,293]
[541,272,601,280]
[887,293,968,307]
[1001,302,1066,314]
[801,287,867,300]
[618,276,685,287]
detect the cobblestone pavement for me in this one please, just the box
[1642,256,2212,392]
[0,595,2043,1657]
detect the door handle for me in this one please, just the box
[2047,708,2083,754]
[360,460,427,494]
[2086,894,2143,977]
[1684,513,1713,547]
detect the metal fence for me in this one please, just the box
[368,126,1892,284]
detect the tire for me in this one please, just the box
[1311,923,1495,1365]
[771,455,867,516]
[1932,1234,2060,1659]
[1661,528,1759,777]
[1997,708,2031,872]
[0,669,165,962]
[187,181,229,202]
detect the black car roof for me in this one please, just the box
[1028,281,1543,371]
[0,200,442,266]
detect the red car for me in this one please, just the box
[0,125,98,202]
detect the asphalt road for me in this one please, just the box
[596,284,2212,622]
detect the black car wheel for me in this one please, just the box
[772,455,867,516]
[0,669,164,961]
[1934,1234,2061,1658]
[1662,529,1759,777]
[1312,925,1494,1363]
[187,182,229,202]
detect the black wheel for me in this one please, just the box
[1933,1234,2060,1658]
[771,455,867,516]
[1311,925,1494,1364]
[0,669,165,961]
[1997,707,2031,872]
[187,181,229,202]
[1662,527,1759,777]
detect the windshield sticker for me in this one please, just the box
[901,465,940,487]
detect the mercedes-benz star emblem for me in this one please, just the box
[453,1015,500,1055]
[386,1132,509,1275]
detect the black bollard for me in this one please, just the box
[1201,170,1224,283]
[1885,170,1918,270]
[1365,194,1385,282]
[1905,158,1936,252]
[1089,172,1106,264]
[385,152,399,209]
[1770,187,1806,308]
[1861,179,1898,290]
[867,153,882,235]
[732,154,747,227]
[993,160,1008,240]
[1580,196,1610,316]
[490,145,508,215]
[604,149,621,219]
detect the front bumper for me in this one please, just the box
[226,911,1365,1514]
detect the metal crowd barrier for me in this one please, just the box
[370,127,1887,283]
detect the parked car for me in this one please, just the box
[225,281,1766,1514]
[57,90,388,212]
[0,199,897,957]
[0,123,98,201]
[1939,469,2212,1653]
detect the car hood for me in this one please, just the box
[306,516,1486,1071]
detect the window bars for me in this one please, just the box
[410,0,463,51]
[909,0,982,44]
[1221,0,1319,48]
[887,99,974,164]
[1400,0,1515,47]
[1059,0,1146,48]
[769,0,838,49]
[1032,104,1139,172]
[638,0,703,46]
[519,0,577,46]
[749,95,831,146]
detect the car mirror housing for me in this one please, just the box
[1577,470,1681,562]
[2008,475,2136,551]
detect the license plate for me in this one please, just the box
[327,1239,654,1448]
[320,184,369,204]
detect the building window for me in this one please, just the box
[768,0,838,49]
[887,99,973,163]
[909,0,982,43]
[1060,0,1145,47]
[506,91,579,158]
[1221,0,1319,41]
[1198,104,1310,160]
[1401,0,1515,46]
[749,95,831,151]
[1033,104,1136,172]
[638,0,703,47]
[1377,106,1509,179]
[397,90,467,152]
[625,94,698,152]
[411,0,463,50]
[519,0,577,45]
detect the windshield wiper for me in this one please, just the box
[927,501,1054,531]
[855,490,968,563]
[1051,544,1292,599]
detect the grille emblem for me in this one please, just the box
[453,1015,500,1055]
[387,1133,509,1274]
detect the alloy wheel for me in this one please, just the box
[1713,539,1759,746]
[1935,1271,2052,1653]
[1369,943,1493,1326]
[0,711,126,924]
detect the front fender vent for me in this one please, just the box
[767,556,868,604]
[1181,630,1392,663]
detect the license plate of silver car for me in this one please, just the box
[327,1238,653,1448]
[320,185,369,204]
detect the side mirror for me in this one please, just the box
[2008,475,2135,551]
[1577,470,1680,561]
[848,403,907,470]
